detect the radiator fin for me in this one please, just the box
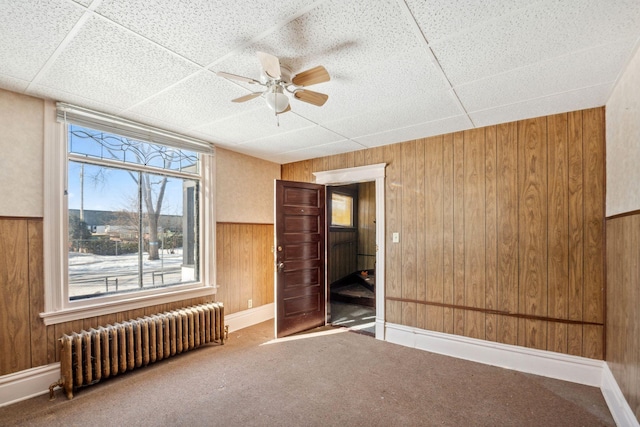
[59,302,224,399]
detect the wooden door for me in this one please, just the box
[275,180,326,338]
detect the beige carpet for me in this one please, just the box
[0,320,614,426]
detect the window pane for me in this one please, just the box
[68,162,199,300]
[68,124,199,174]
[331,193,353,227]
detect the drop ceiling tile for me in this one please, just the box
[281,138,365,161]
[457,38,636,113]
[71,0,92,6]
[432,0,640,85]
[354,115,473,148]
[469,82,612,128]
[0,0,85,81]
[194,105,316,144]
[37,14,200,110]
[324,89,462,138]
[404,0,534,43]
[236,125,345,155]
[0,75,29,93]
[127,70,262,131]
[28,84,127,117]
[96,0,319,66]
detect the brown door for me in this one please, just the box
[275,180,326,338]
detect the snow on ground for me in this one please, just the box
[68,249,190,298]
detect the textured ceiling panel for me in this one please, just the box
[0,0,84,81]
[457,38,636,113]
[432,0,640,86]
[405,0,535,43]
[36,14,200,110]
[194,106,316,145]
[354,115,473,148]
[127,70,258,131]
[236,125,347,155]
[324,89,462,138]
[96,0,320,66]
[1,1,639,163]
[0,75,29,93]
[469,82,612,128]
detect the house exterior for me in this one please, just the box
[0,41,639,425]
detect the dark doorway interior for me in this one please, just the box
[327,181,376,334]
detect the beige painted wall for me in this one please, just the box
[606,46,640,216]
[0,89,44,217]
[215,147,280,224]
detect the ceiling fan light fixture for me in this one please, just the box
[265,86,290,113]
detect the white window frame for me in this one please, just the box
[41,102,216,325]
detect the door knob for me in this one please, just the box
[277,262,285,272]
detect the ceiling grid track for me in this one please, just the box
[396,0,476,128]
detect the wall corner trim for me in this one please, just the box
[601,362,640,427]
[0,363,60,408]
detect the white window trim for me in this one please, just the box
[41,101,216,325]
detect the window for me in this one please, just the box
[328,186,357,231]
[43,103,216,323]
[67,125,201,300]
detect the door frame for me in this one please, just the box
[313,163,386,340]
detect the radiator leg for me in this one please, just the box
[223,325,229,344]
[48,379,64,401]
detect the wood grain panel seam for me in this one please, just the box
[385,297,603,327]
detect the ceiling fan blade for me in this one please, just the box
[292,65,330,87]
[294,89,328,107]
[216,71,260,85]
[232,92,262,103]
[257,51,281,80]
[276,105,291,115]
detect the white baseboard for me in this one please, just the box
[225,303,274,333]
[385,322,602,386]
[601,362,640,427]
[0,363,60,408]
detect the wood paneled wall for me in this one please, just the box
[0,218,274,375]
[282,108,605,359]
[328,231,357,284]
[357,181,376,271]
[0,217,216,372]
[606,212,640,419]
[215,223,274,314]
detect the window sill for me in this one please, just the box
[40,285,216,326]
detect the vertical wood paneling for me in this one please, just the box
[547,113,569,353]
[239,225,253,311]
[518,117,548,350]
[401,141,417,327]
[496,122,519,345]
[453,132,465,336]
[582,108,605,326]
[442,134,455,334]
[463,128,486,339]
[484,127,498,342]
[385,144,402,324]
[357,182,376,271]
[216,223,275,315]
[415,139,427,330]
[425,136,444,332]
[0,219,31,375]
[27,220,47,367]
[567,111,584,356]
[606,214,640,416]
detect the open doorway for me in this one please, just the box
[326,182,376,335]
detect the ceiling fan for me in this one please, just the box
[216,51,330,114]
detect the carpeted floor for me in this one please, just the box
[0,319,614,426]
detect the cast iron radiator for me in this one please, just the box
[50,302,226,399]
